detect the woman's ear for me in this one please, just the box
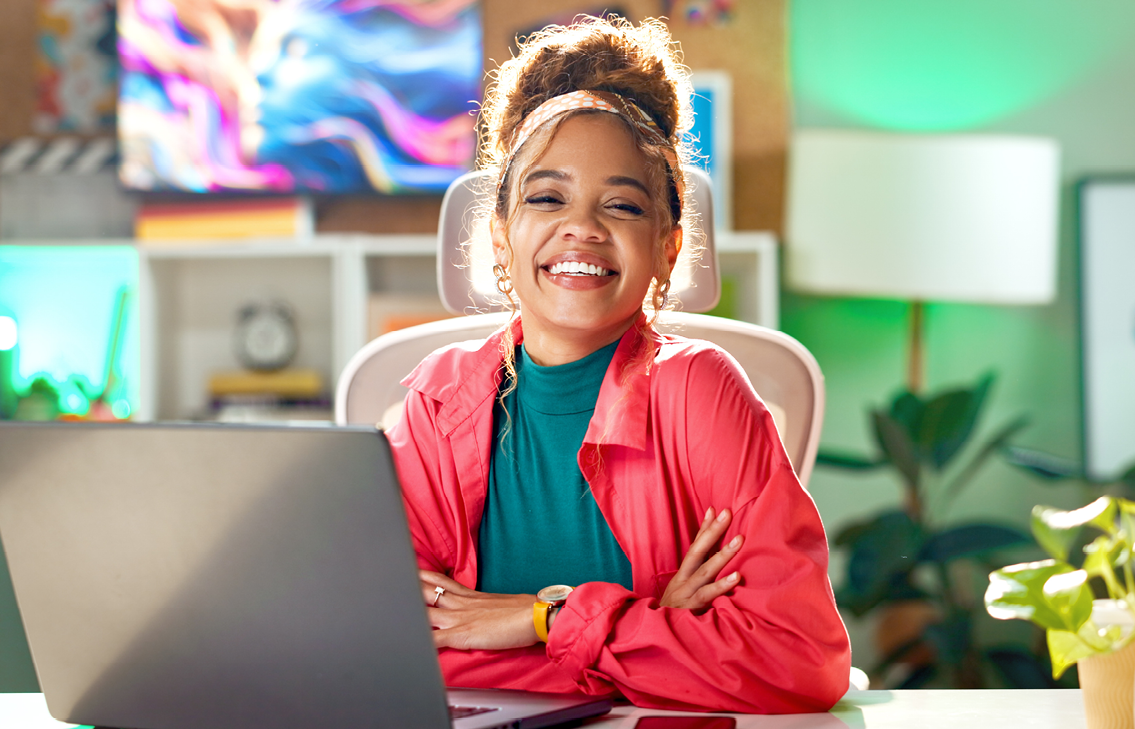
[490,216,510,268]
[664,225,682,275]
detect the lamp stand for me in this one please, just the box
[907,301,925,394]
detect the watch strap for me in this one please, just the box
[533,601,553,643]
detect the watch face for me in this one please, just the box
[537,585,574,604]
[235,303,298,371]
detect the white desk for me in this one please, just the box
[0,689,1088,728]
[584,690,1086,728]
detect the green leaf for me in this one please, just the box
[1048,628,1101,679]
[815,450,886,471]
[1082,535,1131,576]
[873,410,921,489]
[888,390,924,439]
[984,560,1090,632]
[1032,508,1082,563]
[835,510,926,616]
[1036,497,1117,535]
[1031,498,1118,562]
[940,416,1030,506]
[1047,621,1127,679]
[1002,445,1083,481]
[920,523,1031,564]
[920,374,993,470]
[1043,570,1095,629]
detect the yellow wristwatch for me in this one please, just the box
[534,585,573,643]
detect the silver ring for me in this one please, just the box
[431,586,445,607]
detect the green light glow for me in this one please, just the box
[0,247,139,417]
[790,0,1135,130]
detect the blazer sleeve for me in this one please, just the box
[545,347,852,713]
[386,389,455,575]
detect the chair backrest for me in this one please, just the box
[335,312,510,431]
[335,310,825,487]
[336,166,826,488]
[436,167,720,315]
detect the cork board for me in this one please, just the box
[0,1,37,143]
[0,0,787,233]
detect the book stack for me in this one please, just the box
[136,197,314,243]
[207,368,330,422]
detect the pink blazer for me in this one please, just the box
[386,317,851,713]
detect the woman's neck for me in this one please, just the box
[519,318,635,366]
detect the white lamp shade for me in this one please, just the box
[786,130,1060,304]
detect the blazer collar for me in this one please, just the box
[403,314,657,448]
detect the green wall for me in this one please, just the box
[786,0,1135,668]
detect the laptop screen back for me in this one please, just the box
[0,421,451,729]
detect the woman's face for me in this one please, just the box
[493,113,679,364]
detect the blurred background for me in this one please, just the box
[1,0,1133,693]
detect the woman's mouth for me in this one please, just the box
[544,261,616,277]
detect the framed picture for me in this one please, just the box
[689,71,733,232]
[1078,177,1135,480]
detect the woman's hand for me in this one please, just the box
[419,570,541,651]
[660,507,743,612]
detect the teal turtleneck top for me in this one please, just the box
[476,340,633,594]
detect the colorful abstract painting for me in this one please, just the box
[35,0,118,133]
[118,0,481,193]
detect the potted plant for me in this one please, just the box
[821,374,1051,688]
[986,496,1135,729]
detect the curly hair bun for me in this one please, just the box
[480,16,693,171]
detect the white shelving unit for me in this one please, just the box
[5,231,777,421]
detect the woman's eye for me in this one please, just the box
[609,202,646,216]
[524,195,563,206]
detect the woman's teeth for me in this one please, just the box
[546,261,613,276]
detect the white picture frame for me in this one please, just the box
[1078,177,1135,480]
[689,71,733,232]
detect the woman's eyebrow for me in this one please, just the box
[606,175,650,195]
[522,169,568,186]
[522,170,649,196]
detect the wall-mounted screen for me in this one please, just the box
[118,0,481,194]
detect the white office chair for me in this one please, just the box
[335,168,825,488]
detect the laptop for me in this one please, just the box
[0,421,611,729]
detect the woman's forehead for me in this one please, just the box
[521,114,653,181]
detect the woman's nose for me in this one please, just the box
[560,205,608,242]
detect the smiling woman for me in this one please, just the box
[492,113,676,365]
[384,16,851,714]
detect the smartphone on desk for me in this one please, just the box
[634,717,737,729]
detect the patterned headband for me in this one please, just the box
[498,89,684,217]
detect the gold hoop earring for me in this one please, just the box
[493,264,514,296]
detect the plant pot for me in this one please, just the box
[874,600,938,665]
[1079,601,1135,729]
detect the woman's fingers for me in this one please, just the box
[660,508,743,610]
[692,533,743,582]
[419,570,474,607]
[687,570,742,611]
[679,533,743,603]
[674,508,732,581]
